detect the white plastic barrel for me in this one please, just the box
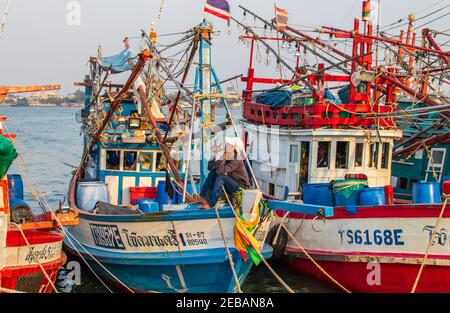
[76,181,109,211]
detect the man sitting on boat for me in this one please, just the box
[193,137,250,209]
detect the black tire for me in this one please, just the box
[10,204,32,224]
[265,224,288,261]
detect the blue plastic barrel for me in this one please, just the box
[412,182,441,204]
[442,174,450,183]
[155,181,177,209]
[135,198,159,214]
[302,183,334,206]
[7,174,24,200]
[359,187,386,206]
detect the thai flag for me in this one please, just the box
[204,0,231,21]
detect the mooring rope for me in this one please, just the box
[411,194,449,293]
[214,204,244,293]
[221,186,295,293]
[2,122,133,293]
[273,214,352,293]
[11,223,59,293]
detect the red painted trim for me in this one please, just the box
[6,229,64,247]
[286,247,450,261]
[1,254,66,293]
[277,204,450,220]
[241,77,293,84]
[286,257,450,292]
[243,101,395,128]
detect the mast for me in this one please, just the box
[197,21,214,188]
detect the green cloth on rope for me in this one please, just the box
[246,246,261,266]
[0,135,17,178]
[330,179,367,199]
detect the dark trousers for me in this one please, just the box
[200,171,241,207]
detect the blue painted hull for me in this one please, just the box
[65,235,271,293]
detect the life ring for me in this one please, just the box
[265,224,288,261]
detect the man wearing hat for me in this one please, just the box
[193,137,250,209]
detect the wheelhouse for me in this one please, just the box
[242,122,402,199]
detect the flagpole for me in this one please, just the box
[273,3,284,80]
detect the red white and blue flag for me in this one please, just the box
[204,0,231,21]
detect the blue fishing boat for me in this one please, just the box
[64,22,272,293]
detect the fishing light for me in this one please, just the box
[242,11,248,26]
[295,42,301,57]
[276,60,281,72]
[265,48,271,66]
[128,117,141,129]
[384,49,395,66]
[412,61,423,79]
[281,39,288,50]
[288,42,296,54]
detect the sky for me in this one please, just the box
[0,0,448,93]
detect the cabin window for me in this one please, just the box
[105,150,120,170]
[123,151,137,171]
[269,183,275,196]
[426,148,446,181]
[381,143,390,169]
[317,141,330,168]
[289,145,299,163]
[139,152,153,171]
[369,143,379,168]
[336,141,349,169]
[155,152,165,172]
[399,177,408,189]
[300,142,310,185]
[354,143,364,167]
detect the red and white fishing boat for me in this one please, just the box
[238,2,450,292]
[0,115,78,293]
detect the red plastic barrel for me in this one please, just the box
[130,187,157,205]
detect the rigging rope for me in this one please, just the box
[0,0,11,40]
[411,194,449,293]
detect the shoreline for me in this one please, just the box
[0,104,82,108]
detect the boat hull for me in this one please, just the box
[279,204,450,293]
[285,253,450,293]
[64,208,271,293]
[1,229,66,293]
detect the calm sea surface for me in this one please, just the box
[0,106,336,293]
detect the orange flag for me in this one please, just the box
[275,6,288,31]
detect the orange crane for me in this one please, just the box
[0,84,61,100]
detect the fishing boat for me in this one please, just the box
[64,22,272,293]
[0,114,77,293]
[236,2,450,292]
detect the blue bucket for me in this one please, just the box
[302,183,334,206]
[412,182,441,204]
[359,187,386,206]
[7,174,24,201]
[332,179,366,207]
[135,198,160,213]
[155,181,177,209]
